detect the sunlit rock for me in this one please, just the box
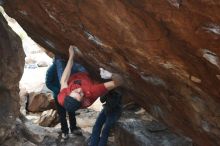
[19,86,28,115]
[38,109,58,127]
[167,0,182,8]
[27,92,53,112]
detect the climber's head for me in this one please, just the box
[63,87,84,112]
[64,95,81,113]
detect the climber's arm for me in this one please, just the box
[99,68,123,91]
[60,45,75,90]
[103,74,123,91]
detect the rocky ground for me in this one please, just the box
[2,105,193,146]
[1,108,117,146]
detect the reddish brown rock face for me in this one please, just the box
[3,1,220,145]
[0,13,24,143]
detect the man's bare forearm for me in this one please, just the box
[60,56,74,84]
[60,46,75,89]
[104,73,123,91]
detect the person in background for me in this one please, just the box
[89,89,122,146]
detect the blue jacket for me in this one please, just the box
[45,63,60,99]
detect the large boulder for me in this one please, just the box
[27,92,54,112]
[2,1,220,145]
[0,12,25,143]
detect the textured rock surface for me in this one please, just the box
[38,109,58,127]
[115,110,193,146]
[2,1,220,145]
[0,12,24,143]
[2,117,59,146]
[2,110,106,146]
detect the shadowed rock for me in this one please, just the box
[115,110,193,146]
[0,12,25,144]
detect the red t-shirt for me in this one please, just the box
[58,72,108,108]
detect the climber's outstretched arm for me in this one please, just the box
[60,45,75,90]
[103,73,123,91]
[99,68,123,90]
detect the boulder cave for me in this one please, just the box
[0,1,220,146]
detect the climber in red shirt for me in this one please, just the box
[56,45,123,113]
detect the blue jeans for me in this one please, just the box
[89,109,120,146]
[54,58,87,81]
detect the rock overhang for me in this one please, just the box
[2,1,220,145]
